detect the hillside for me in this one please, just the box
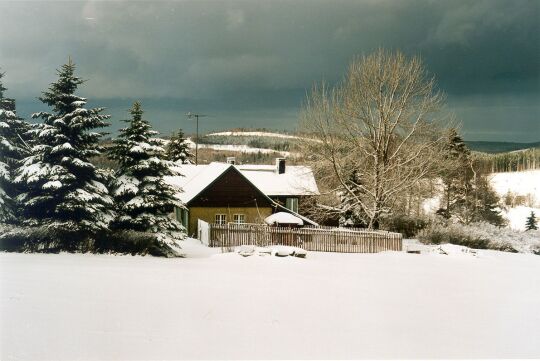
[465,140,540,153]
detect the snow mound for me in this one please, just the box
[233,244,307,258]
[265,212,303,226]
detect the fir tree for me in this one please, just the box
[0,70,30,223]
[437,128,471,219]
[166,129,193,164]
[15,59,114,235]
[109,102,185,249]
[437,128,504,226]
[526,211,538,231]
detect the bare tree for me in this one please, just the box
[300,50,449,229]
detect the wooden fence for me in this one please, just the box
[208,223,402,253]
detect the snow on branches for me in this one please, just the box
[14,59,114,233]
[109,101,185,249]
[0,70,30,223]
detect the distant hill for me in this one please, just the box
[465,141,540,153]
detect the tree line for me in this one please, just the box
[474,148,540,173]
[0,60,192,255]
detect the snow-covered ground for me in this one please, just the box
[207,130,306,140]
[490,170,540,230]
[185,137,291,157]
[423,170,540,230]
[1,242,539,359]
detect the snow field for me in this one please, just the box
[1,244,539,360]
[490,170,540,230]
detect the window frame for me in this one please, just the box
[285,197,299,213]
[233,214,246,224]
[215,214,227,225]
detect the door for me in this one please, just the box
[198,219,210,246]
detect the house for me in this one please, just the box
[165,158,319,236]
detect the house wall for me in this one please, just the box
[187,206,273,236]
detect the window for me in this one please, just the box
[233,214,245,224]
[285,197,299,213]
[215,214,227,225]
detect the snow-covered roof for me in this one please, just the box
[165,162,319,204]
[166,162,231,204]
[264,212,304,226]
[236,164,319,196]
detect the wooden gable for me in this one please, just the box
[187,166,273,208]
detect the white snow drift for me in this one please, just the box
[1,245,539,360]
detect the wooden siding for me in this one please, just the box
[187,206,273,236]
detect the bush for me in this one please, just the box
[380,214,428,238]
[0,225,182,257]
[94,230,181,257]
[416,220,540,253]
[0,224,94,253]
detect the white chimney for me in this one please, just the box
[226,157,236,165]
[276,158,286,174]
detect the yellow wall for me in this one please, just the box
[187,206,272,237]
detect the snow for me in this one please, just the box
[186,138,291,156]
[490,170,540,230]
[1,248,539,359]
[166,162,230,203]
[502,205,540,231]
[422,170,540,230]
[207,131,307,140]
[265,211,304,225]
[42,180,62,190]
[238,164,319,196]
[490,170,540,203]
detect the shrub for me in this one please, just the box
[0,224,94,253]
[0,225,183,257]
[94,230,182,257]
[380,214,428,238]
[417,220,540,253]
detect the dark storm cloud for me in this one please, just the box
[0,0,538,140]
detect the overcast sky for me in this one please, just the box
[0,0,538,141]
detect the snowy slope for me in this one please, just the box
[1,249,539,360]
[422,171,540,230]
[490,170,540,204]
[490,170,540,230]
[185,137,291,156]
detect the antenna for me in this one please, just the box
[186,112,208,165]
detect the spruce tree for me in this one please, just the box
[166,129,193,164]
[109,102,185,250]
[15,59,114,235]
[526,211,538,231]
[437,128,471,219]
[0,71,30,223]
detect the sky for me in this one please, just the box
[0,0,539,142]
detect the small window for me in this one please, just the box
[286,197,299,213]
[215,214,227,225]
[233,214,245,224]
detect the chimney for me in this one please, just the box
[276,158,286,174]
[226,156,236,165]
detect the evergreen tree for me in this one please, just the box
[0,70,30,223]
[109,102,185,249]
[15,59,114,235]
[437,128,471,219]
[166,129,193,164]
[437,128,504,226]
[526,211,538,231]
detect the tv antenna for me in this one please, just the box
[186,112,208,165]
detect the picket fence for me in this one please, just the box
[207,223,402,253]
